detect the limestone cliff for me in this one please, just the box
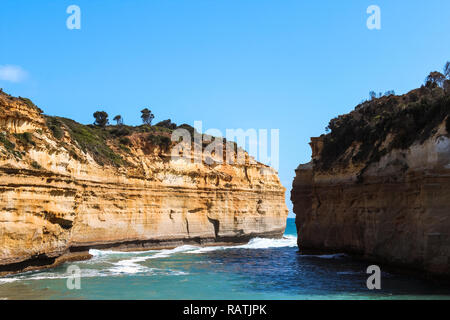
[291,85,450,278]
[0,91,288,275]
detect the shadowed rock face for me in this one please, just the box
[0,92,288,275]
[291,89,450,279]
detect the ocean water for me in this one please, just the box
[0,218,449,300]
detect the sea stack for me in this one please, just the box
[0,91,288,275]
[291,85,450,278]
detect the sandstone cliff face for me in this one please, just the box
[0,92,288,274]
[291,88,450,278]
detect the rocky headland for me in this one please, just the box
[291,76,450,279]
[0,91,288,275]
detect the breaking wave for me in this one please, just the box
[189,235,298,253]
[238,235,297,249]
[89,235,297,257]
[0,236,297,283]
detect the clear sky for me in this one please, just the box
[1,1,449,217]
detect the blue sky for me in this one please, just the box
[1,1,449,216]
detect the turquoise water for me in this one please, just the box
[1,218,449,300]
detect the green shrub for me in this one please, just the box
[147,134,171,150]
[46,117,64,140]
[119,137,132,146]
[110,127,130,137]
[31,161,41,169]
[119,144,131,154]
[0,133,15,151]
[14,132,36,147]
[155,119,177,130]
[57,117,124,167]
[135,125,153,133]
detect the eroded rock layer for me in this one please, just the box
[0,92,288,274]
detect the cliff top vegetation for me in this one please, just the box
[0,90,238,168]
[318,62,450,171]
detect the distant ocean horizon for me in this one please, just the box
[1,218,449,300]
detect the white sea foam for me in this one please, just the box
[238,235,297,249]
[105,246,199,274]
[167,270,188,276]
[0,278,18,285]
[0,271,75,284]
[88,236,297,258]
[0,264,187,283]
[89,249,155,257]
[108,257,151,274]
[89,235,297,257]
[190,235,298,254]
[107,258,189,276]
[148,245,199,259]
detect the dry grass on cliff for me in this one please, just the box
[0,90,242,169]
[43,116,187,167]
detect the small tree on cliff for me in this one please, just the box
[425,71,446,88]
[93,111,109,128]
[140,108,154,126]
[113,115,123,126]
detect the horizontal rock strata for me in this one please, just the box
[0,92,288,274]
